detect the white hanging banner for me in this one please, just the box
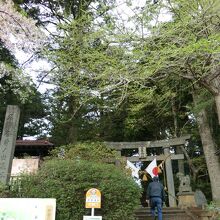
[126,160,139,179]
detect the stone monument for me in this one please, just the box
[194,189,207,208]
[0,105,20,184]
[176,172,197,208]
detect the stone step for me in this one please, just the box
[137,215,192,220]
[134,207,194,220]
[136,207,185,211]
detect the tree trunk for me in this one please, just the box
[67,96,78,143]
[179,145,198,181]
[171,98,185,173]
[214,94,220,125]
[196,107,220,202]
[67,123,77,143]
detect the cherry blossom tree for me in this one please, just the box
[0,0,44,52]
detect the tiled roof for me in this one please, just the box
[16,140,54,147]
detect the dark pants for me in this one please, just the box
[150,197,163,220]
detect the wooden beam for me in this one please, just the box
[106,141,150,150]
[105,135,190,150]
[125,154,184,162]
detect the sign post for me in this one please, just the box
[84,188,102,220]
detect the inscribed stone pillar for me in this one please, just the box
[164,146,177,207]
[138,146,146,158]
[0,105,20,184]
[176,145,185,174]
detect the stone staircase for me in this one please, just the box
[134,206,219,220]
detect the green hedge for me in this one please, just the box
[12,159,141,220]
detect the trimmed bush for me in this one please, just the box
[12,159,141,220]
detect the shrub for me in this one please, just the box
[0,183,10,198]
[50,142,120,163]
[12,159,141,220]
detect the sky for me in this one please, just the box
[15,50,53,93]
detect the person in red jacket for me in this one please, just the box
[146,176,165,220]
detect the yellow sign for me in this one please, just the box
[85,188,101,209]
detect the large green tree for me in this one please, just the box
[8,0,220,202]
[130,0,220,201]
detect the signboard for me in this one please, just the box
[85,188,101,209]
[83,216,102,220]
[0,198,56,220]
[11,158,39,176]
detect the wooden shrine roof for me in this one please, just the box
[14,139,54,156]
[16,140,54,147]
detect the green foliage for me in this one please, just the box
[5,0,220,204]
[0,183,10,198]
[50,141,119,163]
[0,81,47,138]
[190,155,212,201]
[0,40,17,66]
[13,0,117,25]
[7,142,140,219]
[206,202,220,220]
[191,89,214,115]
[11,159,141,220]
[0,49,47,137]
[206,201,220,212]
[65,142,119,162]
[45,11,135,144]
[18,88,48,138]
